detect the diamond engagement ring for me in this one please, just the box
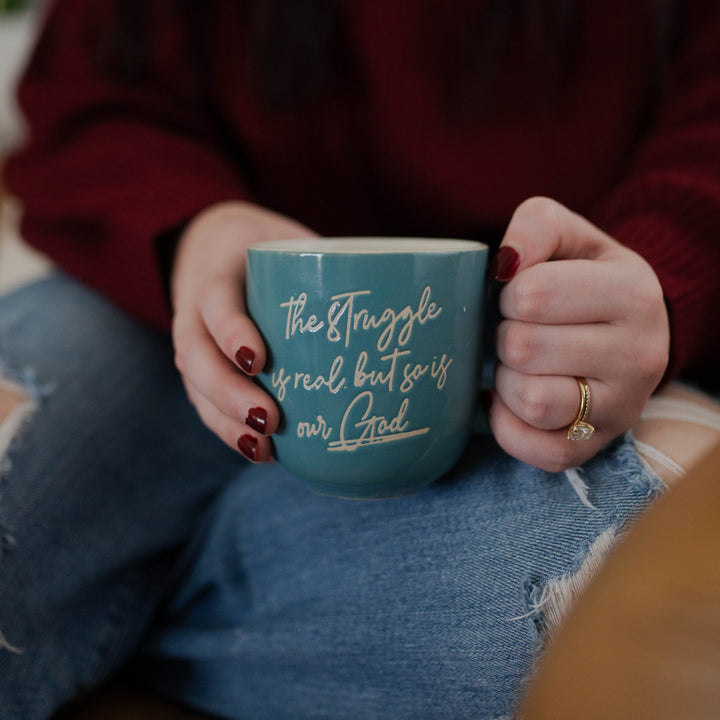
[567,377,595,440]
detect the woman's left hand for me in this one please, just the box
[488,197,671,472]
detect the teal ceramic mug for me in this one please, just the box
[246,238,488,498]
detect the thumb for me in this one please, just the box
[489,196,616,281]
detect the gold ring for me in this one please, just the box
[567,377,595,440]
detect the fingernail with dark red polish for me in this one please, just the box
[237,434,259,462]
[246,407,268,435]
[489,246,520,282]
[235,346,255,374]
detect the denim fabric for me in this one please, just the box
[0,274,665,719]
[0,274,241,719]
[136,436,664,720]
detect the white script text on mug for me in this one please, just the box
[270,285,455,453]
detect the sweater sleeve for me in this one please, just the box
[593,0,720,389]
[3,0,251,330]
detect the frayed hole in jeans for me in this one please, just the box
[508,527,620,707]
[501,528,621,716]
[0,374,37,656]
[510,527,619,641]
[0,376,37,465]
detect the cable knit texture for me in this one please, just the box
[5,0,720,388]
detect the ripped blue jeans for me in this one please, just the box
[0,274,665,720]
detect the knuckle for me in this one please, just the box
[172,332,197,374]
[196,405,216,436]
[512,278,551,320]
[170,315,183,347]
[183,384,200,414]
[171,322,194,360]
[173,350,186,375]
[203,373,227,409]
[540,444,577,474]
[628,274,664,316]
[516,195,556,218]
[634,344,668,384]
[619,324,667,379]
[516,384,553,426]
[516,196,562,228]
[215,325,237,359]
[502,323,537,370]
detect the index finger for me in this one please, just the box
[498,257,631,324]
[199,272,268,375]
[500,197,618,272]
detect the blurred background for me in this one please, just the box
[0,0,51,294]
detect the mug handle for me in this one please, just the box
[472,277,501,435]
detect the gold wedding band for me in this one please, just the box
[567,377,595,440]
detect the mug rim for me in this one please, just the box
[247,237,488,254]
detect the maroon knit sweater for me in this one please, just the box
[5,0,720,388]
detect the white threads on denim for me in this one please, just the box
[640,395,720,431]
[563,467,596,509]
[634,388,720,481]
[508,528,618,632]
[634,439,686,479]
[507,595,551,623]
[538,528,617,637]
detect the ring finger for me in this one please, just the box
[185,382,273,463]
[175,324,279,433]
[494,365,605,432]
[496,319,621,379]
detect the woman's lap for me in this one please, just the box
[135,432,664,719]
[0,273,666,720]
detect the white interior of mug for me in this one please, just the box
[249,238,487,253]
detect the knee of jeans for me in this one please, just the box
[0,372,37,470]
[0,372,38,655]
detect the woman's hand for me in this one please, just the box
[170,201,316,462]
[488,197,670,472]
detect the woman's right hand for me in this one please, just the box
[170,201,317,462]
